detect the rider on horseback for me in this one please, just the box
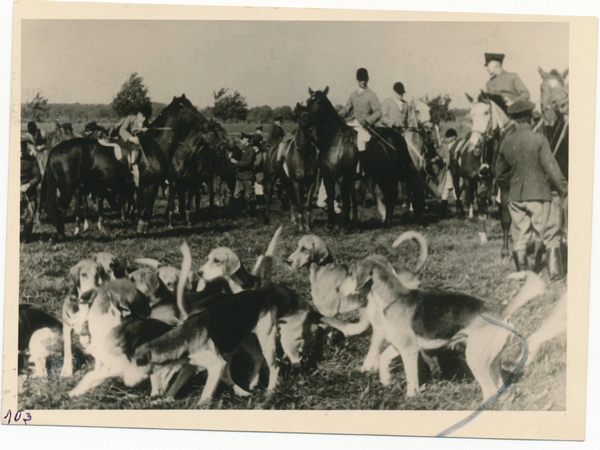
[20,140,41,242]
[380,82,409,130]
[485,53,530,107]
[338,67,382,175]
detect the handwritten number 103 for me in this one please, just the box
[4,409,32,425]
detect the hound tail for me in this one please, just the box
[135,258,162,269]
[177,241,193,321]
[392,231,428,272]
[502,271,546,320]
[259,226,283,287]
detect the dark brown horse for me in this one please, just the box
[43,138,137,237]
[263,104,318,230]
[304,87,358,230]
[166,120,229,227]
[133,94,211,234]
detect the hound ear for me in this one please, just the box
[354,264,374,290]
[465,93,474,104]
[79,288,98,305]
[562,68,569,79]
[323,86,329,96]
[224,253,241,276]
[311,238,330,265]
[69,263,81,286]
[538,66,549,79]
[96,263,109,284]
[308,87,314,96]
[142,270,160,294]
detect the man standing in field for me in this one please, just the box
[338,67,382,175]
[20,140,41,242]
[24,121,47,153]
[380,82,409,130]
[484,53,530,107]
[230,132,259,217]
[439,128,460,217]
[495,100,568,278]
[269,116,286,143]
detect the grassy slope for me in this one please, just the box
[18,195,566,411]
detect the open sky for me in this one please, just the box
[21,20,568,110]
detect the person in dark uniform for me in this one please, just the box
[20,140,41,242]
[24,121,47,153]
[230,132,259,217]
[496,100,568,278]
[269,116,286,142]
[484,53,530,107]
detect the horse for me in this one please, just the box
[304,87,358,230]
[452,91,513,251]
[166,120,229,227]
[538,67,569,180]
[402,99,442,218]
[133,94,212,234]
[305,87,437,229]
[263,104,318,231]
[43,138,137,237]
[82,122,110,140]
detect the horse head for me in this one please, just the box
[465,92,509,164]
[539,67,569,125]
[408,99,432,128]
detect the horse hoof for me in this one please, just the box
[501,249,510,258]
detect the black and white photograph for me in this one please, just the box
[2,0,597,441]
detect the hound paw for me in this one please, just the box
[233,386,252,397]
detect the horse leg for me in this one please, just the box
[500,187,511,258]
[97,192,106,233]
[476,181,489,245]
[186,188,194,227]
[294,183,305,231]
[339,178,353,231]
[74,189,83,236]
[166,181,177,229]
[323,177,337,231]
[384,182,398,228]
[373,183,386,222]
[304,180,317,231]
[141,184,159,234]
[263,176,274,225]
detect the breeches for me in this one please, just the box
[348,119,370,151]
[234,180,256,202]
[509,195,562,251]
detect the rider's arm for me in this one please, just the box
[512,73,531,102]
[119,116,135,142]
[338,94,354,118]
[539,136,567,197]
[365,93,382,125]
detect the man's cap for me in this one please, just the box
[484,53,505,66]
[255,126,263,131]
[274,116,283,122]
[240,131,252,140]
[444,128,458,138]
[508,99,536,115]
[356,68,369,82]
[393,82,405,95]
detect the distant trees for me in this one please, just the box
[22,92,50,122]
[425,94,455,123]
[211,88,249,122]
[111,72,152,118]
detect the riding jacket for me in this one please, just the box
[486,70,530,103]
[234,143,257,181]
[380,96,409,128]
[268,123,285,142]
[496,123,567,202]
[21,153,41,194]
[117,112,147,142]
[339,87,382,126]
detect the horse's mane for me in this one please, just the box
[310,90,349,131]
[477,92,509,114]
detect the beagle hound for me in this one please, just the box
[135,258,194,292]
[197,247,260,293]
[94,252,126,281]
[19,305,63,379]
[61,259,111,377]
[338,257,545,400]
[286,232,427,337]
[68,279,175,398]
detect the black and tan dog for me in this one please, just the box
[337,255,545,400]
[19,305,63,379]
[67,279,176,398]
[133,232,285,406]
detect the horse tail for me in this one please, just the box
[177,241,193,322]
[392,231,428,273]
[44,160,58,229]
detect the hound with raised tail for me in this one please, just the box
[337,260,545,400]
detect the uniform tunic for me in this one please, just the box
[118,112,147,142]
[268,123,285,142]
[233,144,257,201]
[496,123,568,250]
[340,87,382,151]
[380,96,409,128]
[486,70,530,103]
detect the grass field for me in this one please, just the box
[17,193,566,412]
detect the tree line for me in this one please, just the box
[22,72,464,125]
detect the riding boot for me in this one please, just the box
[248,201,258,217]
[455,199,464,216]
[440,200,448,217]
[547,245,566,280]
[532,240,545,274]
[256,194,265,206]
[513,250,529,272]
